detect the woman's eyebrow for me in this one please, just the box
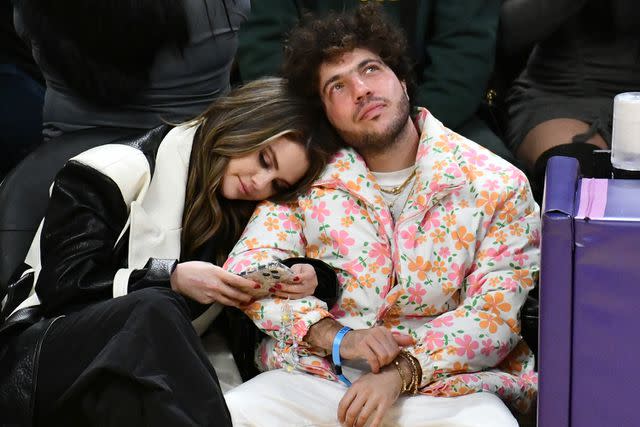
[268,146,293,187]
[267,146,280,171]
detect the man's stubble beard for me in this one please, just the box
[339,94,411,157]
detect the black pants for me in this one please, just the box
[34,287,231,427]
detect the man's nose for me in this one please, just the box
[352,77,372,101]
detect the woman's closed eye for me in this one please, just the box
[259,151,271,169]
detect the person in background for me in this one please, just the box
[0,1,44,178]
[502,0,640,199]
[236,0,518,165]
[0,78,339,426]
[13,0,250,140]
[224,5,539,427]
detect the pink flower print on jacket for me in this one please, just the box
[311,201,330,222]
[400,225,420,249]
[278,212,299,231]
[431,314,455,328]
[342,199,360,216]
[447,262,465,283]
[408,285,427,304]
[425,330,445,351]
[421,210,441,231]
[481,338,494,357]
[329,230,355,257]
[368,242,390,266]
[463,148,489,167]
[512,248,529,267]
[455,334,479,359]
[342,257,365,274]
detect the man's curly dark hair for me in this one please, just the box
[282,3,415,103]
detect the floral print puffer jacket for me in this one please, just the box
[225,108,540,412]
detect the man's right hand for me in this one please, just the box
[340,327,415,373]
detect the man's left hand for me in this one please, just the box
[337,367,402,427]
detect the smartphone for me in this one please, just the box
[240,261,296,291]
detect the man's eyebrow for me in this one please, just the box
[320,58,385,95]
[360,58,384,69]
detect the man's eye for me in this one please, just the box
[365,65,378,73]
[331,82,344,93]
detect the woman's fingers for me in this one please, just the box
[213,266,259,291]
[211,280,252,304]
[213,293,244,308]
[289,263,317,285]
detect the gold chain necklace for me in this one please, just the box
[378,169,417,195]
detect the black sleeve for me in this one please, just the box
[35,161,175,315]
[281,257,339,308]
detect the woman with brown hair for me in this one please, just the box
[0,77,339,427]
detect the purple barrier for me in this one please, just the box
[540,156,640,427]
[539,156,580,427]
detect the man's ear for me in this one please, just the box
[401,81,409,100]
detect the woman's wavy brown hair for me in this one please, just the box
[181,77,339,264]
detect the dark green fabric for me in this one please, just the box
[238,0,500,131]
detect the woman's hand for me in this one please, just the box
[170,261,263,307]
[337,367,403,427]
[272,263,318,299]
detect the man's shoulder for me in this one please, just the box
[458,138,530,190]
[419,112,530,193]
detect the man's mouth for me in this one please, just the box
[357,102,385,121]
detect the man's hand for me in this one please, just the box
[340,326,415,373]
[305,320,415,373]
[338,367,402,427]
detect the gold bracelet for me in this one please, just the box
[396,351,414,392]
[399,350,422,394]
[393,359,410,393]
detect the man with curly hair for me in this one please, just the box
[224,5,539,426]
[236,0,516,165]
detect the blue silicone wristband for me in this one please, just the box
[332,326,353,387]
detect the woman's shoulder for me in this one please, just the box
[69,144,151,206]
[71,144,149,175]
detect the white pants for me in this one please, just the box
[224,369,518,427]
